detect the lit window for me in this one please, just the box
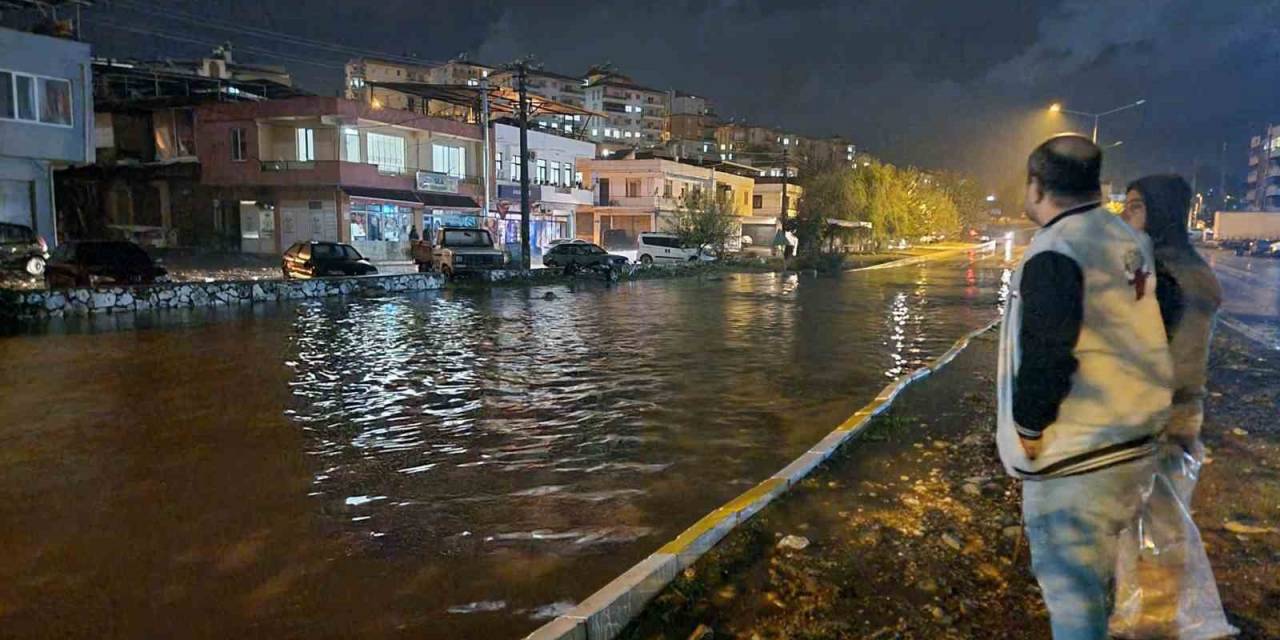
[783,137,790,145]
[846,153,853,160]
[720,144,726,150]
[431,143,466,178]
[549,160,561,185]
[295,128,315,161]
[564,125,573,134]
[536,159,547,183]
[592,128,599,136]
[495,151,503,178]
[343,128,360,162]
[368,133,406,173]
[847,145,854,152]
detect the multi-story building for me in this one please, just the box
[488,67,589,135]
[195,96,484,259]
[1246,125,1280,211]
[576,157,754,250]
[345,56,494,118]
[714,123,856,175]
[55,53,304,249]
[490,119,594,258]
[746,178,802,247]
[1,25,93,247]
[804,136,857,169]
[582,66,668,150]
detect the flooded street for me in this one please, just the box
[0,253,1010,639]
[1206,249,1280,350]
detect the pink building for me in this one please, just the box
[195,96,485,259]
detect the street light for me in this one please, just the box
[1048,99,1146,143]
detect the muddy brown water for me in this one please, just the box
[0,253,1010,638]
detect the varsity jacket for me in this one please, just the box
[997,205,1174,479]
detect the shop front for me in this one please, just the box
[342,187,423,262]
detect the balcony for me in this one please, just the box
[1267,185,1280,197]
[597,195,675,209]
[1268,166,1280,179]
[212,159,479,199]
[1270,146,1280,159]
[1247,170,1259,184]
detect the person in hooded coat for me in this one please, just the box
[1123,175,1222,448]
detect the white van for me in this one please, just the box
[636,232,702,264]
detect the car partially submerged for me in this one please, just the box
[542,241,629,274]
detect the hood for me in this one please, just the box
[1129,174,1192,251]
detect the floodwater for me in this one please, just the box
[0,251,1011,639]
[1205,249,1280,350]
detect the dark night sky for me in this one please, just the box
[73,0,1280,194]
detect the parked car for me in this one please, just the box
[44,240,168,288]
[411,227,505,276]
[0,222,49,276]
[547,238,588,247]
[282,241,377,279]
[1248,239,1274,257]
[542,242,629,273]
[636,232,706,264]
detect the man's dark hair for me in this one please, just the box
[1027,134,1102,202]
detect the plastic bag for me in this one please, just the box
[1109,441,1239,639]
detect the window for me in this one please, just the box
[0,70,58,124]
[626,179,641,197]
[663,180,673,198]
[495,151,503,178]
[512,155,522,181]
[753,195,763,209]
[563,163,574,186]
[343,128,360,163]
[230,127,247,161]
[536,159,547,183]
[549,160,561,185]
[39,78,71,125]
[368,132,406,173]
[295,128,315,161]
[431,143,466,178]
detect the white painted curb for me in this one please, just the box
[523,317,1002,640]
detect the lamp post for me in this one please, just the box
[1049,99,1146,144]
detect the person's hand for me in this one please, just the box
[1020,437,1042,460]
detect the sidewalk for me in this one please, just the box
[621,328,1280,639]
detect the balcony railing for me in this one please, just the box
[1270,146,1280,159]
[261,160,315,171]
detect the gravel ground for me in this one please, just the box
[621,328,1279,639]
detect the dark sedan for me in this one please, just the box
[44,240,168,288]
[542,242,629,274]
[282,241,377,279]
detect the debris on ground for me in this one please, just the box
[621,330,1280,639]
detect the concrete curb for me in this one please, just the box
[524,317,1002,640]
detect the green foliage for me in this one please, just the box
[796,156,981,253]
[666,189,739,255]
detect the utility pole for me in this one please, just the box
[480,75,492,229]
[779,145,789,231]
[515,62,532,270]
[1219,140,1228,210]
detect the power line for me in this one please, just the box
[111,0,446,68]
[87,18,346,70]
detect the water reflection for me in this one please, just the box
[0,254,1009,639]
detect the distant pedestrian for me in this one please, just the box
[409,225,420,241]
[997,134,1174,639]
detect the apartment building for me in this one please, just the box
[747,178,802,247]
[196,96,484,259]
[488,67,588,135]
[0,25,93,247]
[1246,125,1280,211]
[491,120,594,257]
[576,157,754,250]
[582,67,668,150]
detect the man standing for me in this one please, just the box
[997,135,1173,639]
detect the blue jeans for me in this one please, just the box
[1022,458,1156,640]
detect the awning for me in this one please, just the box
[342,186,422,204]
[826,219,872,229]
[418,192,481,209]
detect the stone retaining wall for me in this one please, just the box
[0,273,446,319]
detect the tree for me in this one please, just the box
[666,188,739,256]
[936,171,989,232]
